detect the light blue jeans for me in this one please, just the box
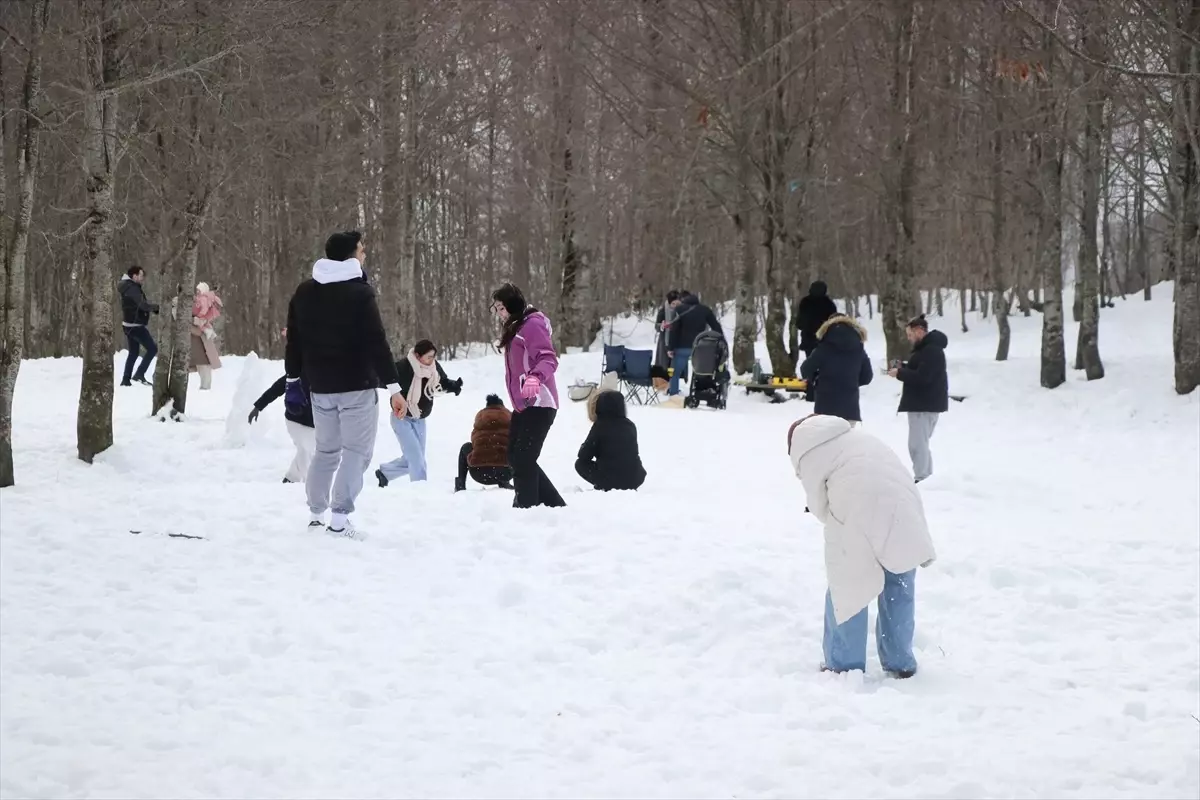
[823,568,918,674]
[668,347,692,396]
[379,415,428,482]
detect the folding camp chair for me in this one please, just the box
[602,344,626,382]
[621,348,658,405]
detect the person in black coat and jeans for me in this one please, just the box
[799,314,873,423]
[888,314,949,482]
[118,266,160,386]
[666,291,724,397]
[575,390,646,491]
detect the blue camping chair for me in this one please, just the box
[622,349,658,405]
[602,344,626,379]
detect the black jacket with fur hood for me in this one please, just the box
[799,314,874,422]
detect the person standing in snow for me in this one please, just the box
[787,414,937,677]
[888,314,949,483]
[799,314,873,424]
[575,390,646,492]
[455,394,514,492]
[796,281,838,359]
[190,282,223,390]
[375,339,463,487]
[285,230,407,539]
[666,290,724,397]
[118,266,160,387]
[248,327,315,484]
[493,282,566,509]
[654,289,681,370]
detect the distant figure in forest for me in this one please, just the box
[666,291,723,397]
[190,282,223,390]
[888,314,949,483]
[118,266,160,387]
[654,289,681,370]
[796,281,838,359]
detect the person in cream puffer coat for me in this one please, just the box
[787,414,937,677]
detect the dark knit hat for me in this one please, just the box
[485,393,504,407]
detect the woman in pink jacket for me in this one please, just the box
[190,282,223,390]
[492,283,566,509]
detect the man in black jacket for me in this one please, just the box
[666,291,724,397]
[799,314,873,423]
[117,266,160,386]
[888,314,949,483]
[796,281,838,358]
[285,230,406,539]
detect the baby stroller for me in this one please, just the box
[684,330,731,410]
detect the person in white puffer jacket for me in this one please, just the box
[787,414,937,678]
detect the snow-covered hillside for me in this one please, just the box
[1,289,1197,799]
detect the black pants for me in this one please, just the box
[574,459,645,492]
[122,325,158,382]
[457,443,512,487]
[507,407,565,509]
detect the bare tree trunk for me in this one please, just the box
[880,0,921,363]
[1172,0,1200,394]
[1074,6,1105,381]
[1038,29,1066,390]
[76,0,124,463]
[155,187,212,417]
[732,201,758,374]
[1135,122,1151,301]
[0,0,49,487]
[989,41,1011,362]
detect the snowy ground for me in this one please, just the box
[1,290,1198,799]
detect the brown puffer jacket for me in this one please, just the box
[468,404,512,468]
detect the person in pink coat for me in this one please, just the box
[190,282,223,390]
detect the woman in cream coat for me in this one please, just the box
[787,414,937,677]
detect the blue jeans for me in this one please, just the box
[668,347,692,396]
[823,568,917,674]
[122,325,157,382]
[379,415,428,482]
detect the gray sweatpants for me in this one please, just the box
[907,411,940,481]
[307,390,379,516]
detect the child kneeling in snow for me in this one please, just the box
[575,391,646,491]
[787,414,936,677]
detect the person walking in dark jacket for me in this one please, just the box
[654,290,681,370]
[375,339,463,487]
[796,281,838,358]
[118,266,160,386]
[575,390,646,491]
[888,314,949,482]
[799,314,873,423]
[285,230,406,539]
[456,394,514,492]
[666,291,724,397]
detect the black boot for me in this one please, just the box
[498,480,514,490]
[375,469,388,488]
[454,478,466,493]
[120,379,132,387]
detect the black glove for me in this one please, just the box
[248,407,260,424]
[452,378,464,395]
[150,303,161,314]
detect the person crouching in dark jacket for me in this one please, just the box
[248,365,315,484]
[575,390,646,491]
[456,394,514,492]
[799,314,873,424]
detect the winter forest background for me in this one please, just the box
[0,0,1197,486]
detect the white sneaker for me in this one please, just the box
[326,522,367,541]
